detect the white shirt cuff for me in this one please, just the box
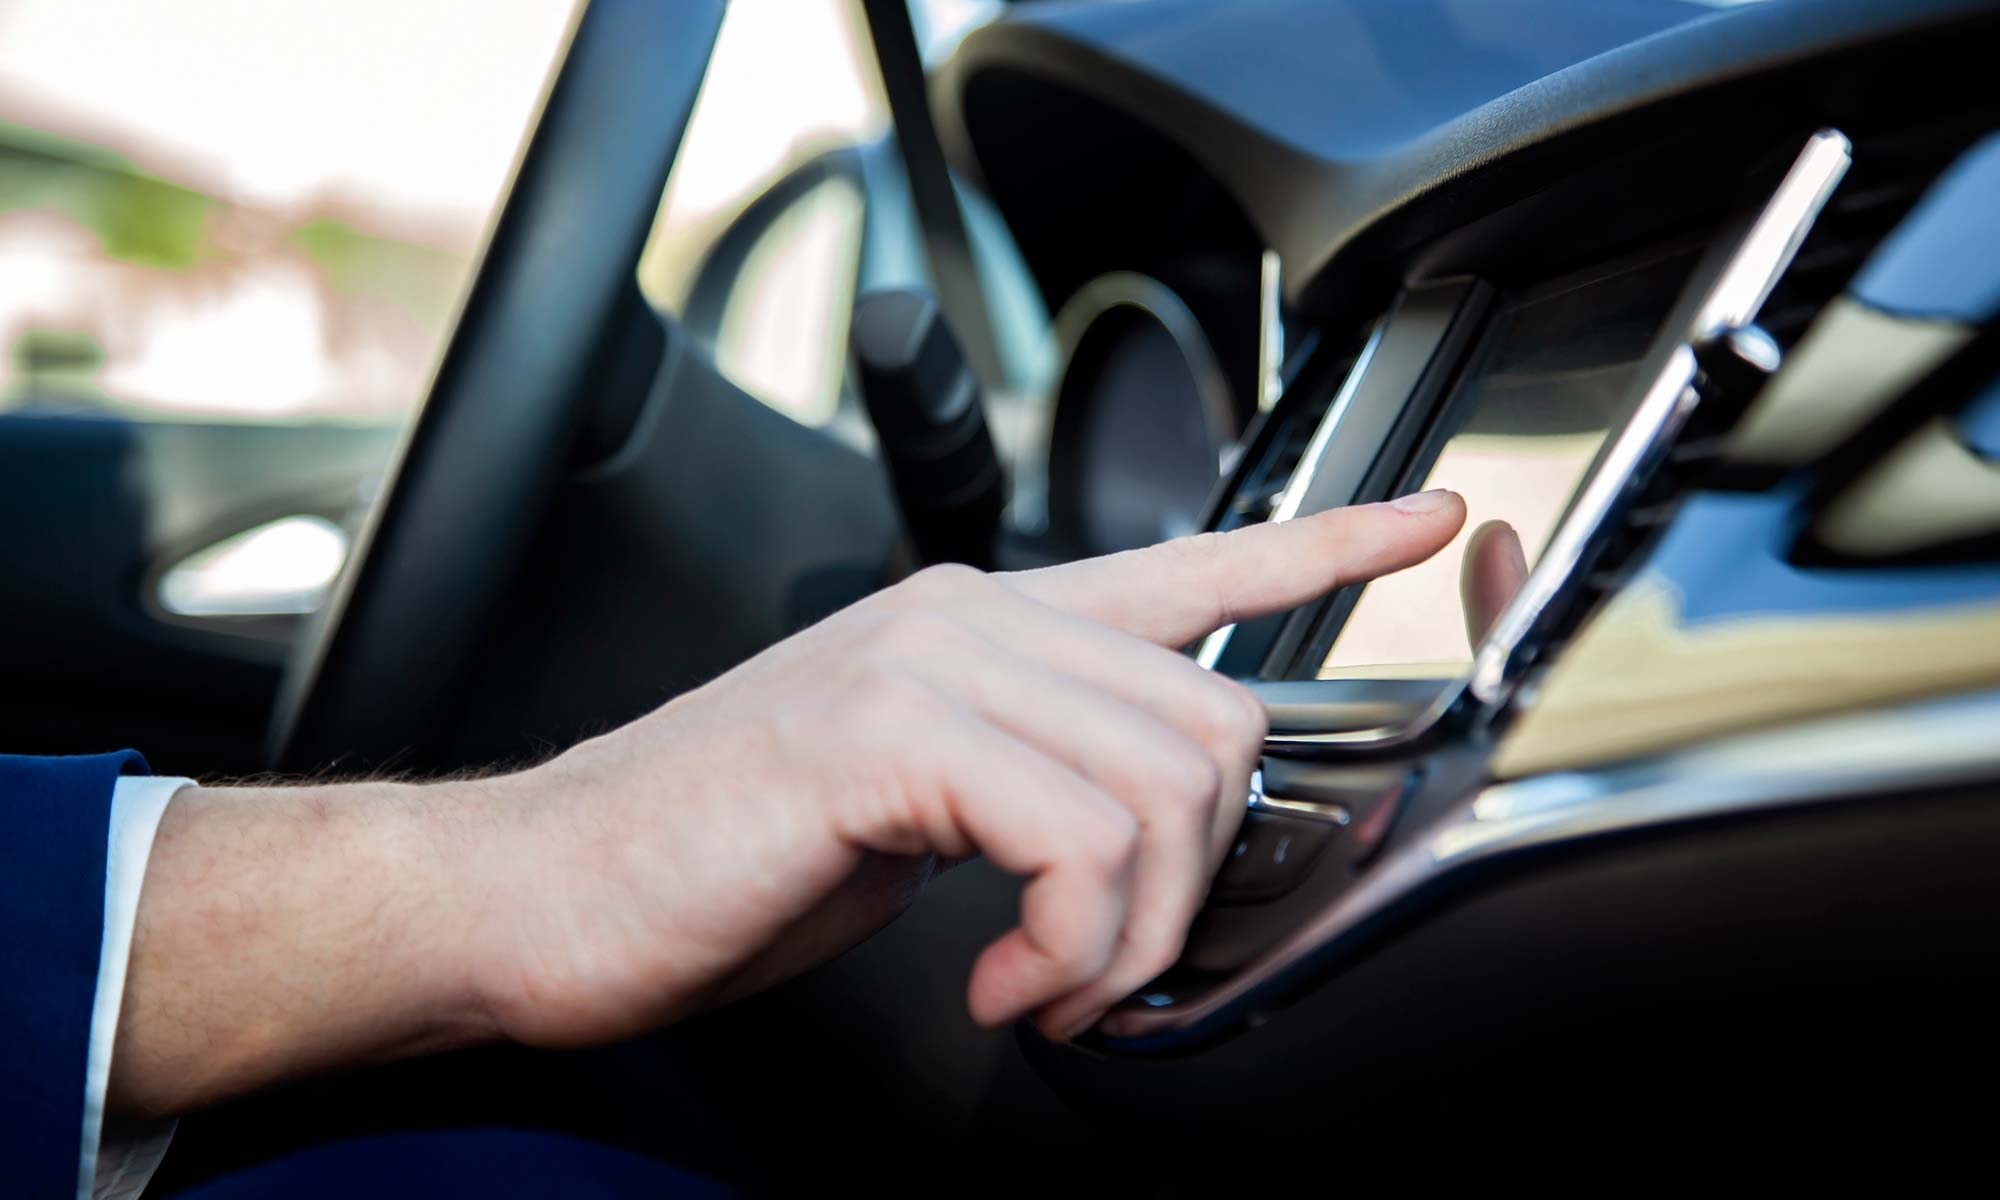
[79,776,190,1200]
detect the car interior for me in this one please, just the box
[4,0,1998,1185]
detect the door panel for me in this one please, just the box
[0,415,396,773]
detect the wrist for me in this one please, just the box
[402,769,542,1048]
[429,755,587,1046]
[438,740,718,1049]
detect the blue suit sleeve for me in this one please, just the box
[1,751,149,1200]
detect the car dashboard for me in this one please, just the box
[924,0,2000,1112]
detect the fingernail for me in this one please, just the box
[1389,488,1455,515]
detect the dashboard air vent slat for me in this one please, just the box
[1760,113,1999,351]
[1214,366,1346,533]
[1536,115,1997,658]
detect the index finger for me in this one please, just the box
[1006,490,1467,649]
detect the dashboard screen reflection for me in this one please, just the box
[1320,248,1698,679]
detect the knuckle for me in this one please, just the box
[1059,935,1119,987]
[1123,744,1212,816]
[1139,925,1189,979]
[1165,746,1222,808]
[901,562,986,603]
[1182,689,1245,755]
[1074,805,1141,874]
[871,608,967,655]
[1110,915,1189,989]
[1214,677,1270,747]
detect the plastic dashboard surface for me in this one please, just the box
[1066,116,1996,1073]
[934,0,2000,313]
[928,0,2000,1136]
[941,0,2000,1077]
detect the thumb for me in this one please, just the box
[1006,490,1466,648]
[1460,519,1529,652]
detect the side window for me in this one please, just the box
[0,0,572,425]
[0,1,572,624]
[636,0,1036,435]
[637,0,911,433]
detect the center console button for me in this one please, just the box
[1211,810,1338,905]
[1258,760,1412,859]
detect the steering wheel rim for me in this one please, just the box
[270,0,725,773]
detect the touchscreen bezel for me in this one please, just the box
[1249,130,1853,759]
[1284,238,1712,681]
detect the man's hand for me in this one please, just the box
[112,491,1465,1118]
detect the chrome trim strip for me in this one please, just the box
[1244,769,1352,825]
[1194,316,1388,672]
[1103,686,2000,1042]
[1192,624,1235,671]
[1259,678,1468,756]
[1257,249,1285,413]
[1468,129,1849,706]
[1694,129,1853,341]
[1248,795,1353,824]
[1468,347,1700,702]
[1270,318,1387,525]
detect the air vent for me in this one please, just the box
[1760,114,1999,350]
[1208,336,1369,536]
[1478,131,1870,693]
[1222,396,1330,530]
[1538,119,1994,653]
[1679,114,2000,484]
[1193,336,1367,671]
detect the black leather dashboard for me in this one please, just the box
[936,0,2000,315]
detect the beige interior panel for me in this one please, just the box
[1491,575,2000,778]
[1815,416,2000,557]
[1726,298,1970,468]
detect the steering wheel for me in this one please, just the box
[270,0,726,772]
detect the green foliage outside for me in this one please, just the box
[0,120,472,418]
[291,215,465,328]
[0,122,213,269]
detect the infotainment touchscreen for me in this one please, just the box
[1319,248,1699,679]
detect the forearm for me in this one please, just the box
[107,777,511,1120]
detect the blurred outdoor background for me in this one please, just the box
[0,0,1006,432]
